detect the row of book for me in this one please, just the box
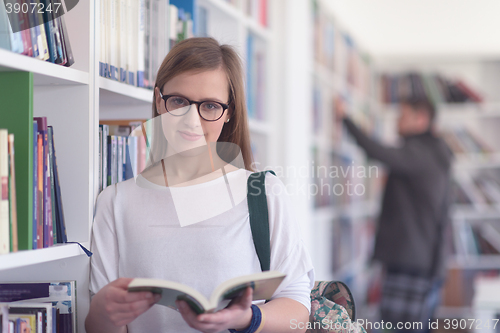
[0,119,68,255]
[453,171,500,208]
[441,127,494,155]
[0,281,76,333]
[0,117,67,254]
[312,0,373,98]
[98,123,148,193]
[0,0,74,66]
[379,72,484,105]
[222,0,268,26]
[99,0,193,89]
[453,219,500,257]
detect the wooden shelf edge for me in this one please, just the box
[0,242,90,271]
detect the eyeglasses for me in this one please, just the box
[159,91,230,121]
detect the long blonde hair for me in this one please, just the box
[152,37,255,171]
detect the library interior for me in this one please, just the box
[1,0,500,332]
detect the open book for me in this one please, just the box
[128,271,286,314]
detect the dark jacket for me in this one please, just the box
[343,117,454,278]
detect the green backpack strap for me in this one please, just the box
[247,170,275,272]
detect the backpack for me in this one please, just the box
[246,171,366,333]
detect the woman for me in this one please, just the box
[85,37,315,333]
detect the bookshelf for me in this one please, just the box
[0,0,94,330]
[0,0,278,331]
[307,0,384,315]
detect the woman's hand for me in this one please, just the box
[86,278,161,332]
[176,286,254,333]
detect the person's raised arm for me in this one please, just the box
[336,97,425,174]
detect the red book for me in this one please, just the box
[456,80,483,103]
[259,0,267,27]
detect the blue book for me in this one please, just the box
[246,34,255,118]
[41,0,57,63]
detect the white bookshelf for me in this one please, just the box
[0,0,280,332]
[307,1,382,307]
[0,0,95,330]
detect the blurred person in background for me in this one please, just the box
[336,96,454,333]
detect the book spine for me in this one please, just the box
[8,4,24,54]
[42,130,50,248]
[99,0,106,76]
[112,136,117,185]
[122,136,127,180]
[0,129,9,254]
[137,0,146,87]
[169,4,178,49]
[59,15,74,67]
[109,0,118,80]
[32,121,38,249]
[117,136,123,183]
[49,127,67,244]
[119,0,128,82]
[102,125,109,189]
[36,133,44,249]
[56,16,67,65]
[98,126,103,193]
[41,0,57,63]
[47,127,57,245]
[107,136,112,186]
[8,134,18,252]
[143,0,151,88]
[127,0,136,85]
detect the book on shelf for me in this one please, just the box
[441,127,494,155]
[0,0,74,66]
[128,270,285,314]
[0,129,9,255]
[8,134,18,253]
[101,0,192,88]
[34,117,52,249]
[453,218,500,257]
[99,121,148,192]
[0,281,77,333]
[379,72,483,105]
[453,171,500,209]
[243,0,267,27]
[246,33,266,120]
[48,126,67,244]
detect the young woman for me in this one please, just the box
[85,37,315,333]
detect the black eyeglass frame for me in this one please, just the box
[158,91,230,122]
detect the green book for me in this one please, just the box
[0,72,34,250]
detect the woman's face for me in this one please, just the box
[155,68,230,156]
